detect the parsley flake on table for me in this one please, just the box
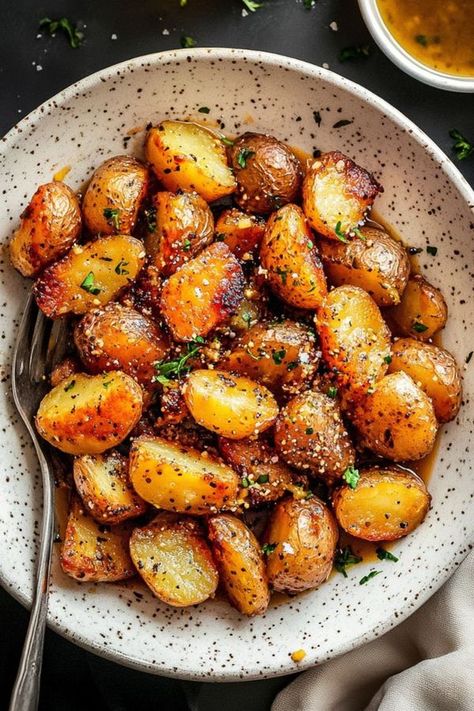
[342,465,360,489]
[80,272,102,295]
[339,45,371,62]
[181,35,196,48]
[103,207,121,231]
[39,17,84,49]
[376,547,399,562]
[334,546,362,577]
[242,0,263,11]
[359,570,382,585]
[449,129,473,160]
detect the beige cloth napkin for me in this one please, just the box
[272,550,474,711]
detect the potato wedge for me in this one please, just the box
[332,466,431,541]
[129,436,239,514]
[145,121,236,202]
[130,513,218,606]
[33,235,146,318]
[36,371,143,455]
[208,514,270,616]
[264,496,338,594]
[215,208,266,259]
[388,275,447,340]
[10,182,82,277]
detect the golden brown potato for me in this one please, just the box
[302,151,382,240]
[316,285,391,399]
[319,227,410,307]
[146,190,214,276]
[50,357,79,387]
[82,156,149,235]
[352,371,438,461]
[160,242,244,341]
[229,133,302,214]
[332,466,431,541]
[208,514,270,616]
[183,369,278,439]
[388,275,447,340]
[215,209,266,259]
[9,182,82,277]
[388,338,462,423]
[145,121,236,202]
[264,496,338,594]
[130,513,218,606]
[33,235,146,318]
[129,436,240,514]
[274,389,354,482]
[36,371,143,455]
[260,204,327,309]
[60,496,135,582]
[73,450,147,524]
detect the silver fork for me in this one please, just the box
[9,293,68,711]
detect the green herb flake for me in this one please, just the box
[262,542,276,555]
[153,338,204,384]
[64,379,76,392]
[183,239,192,251]
[241,477,250,488]
[272,349,286,365]
[384,354,392,364]
[80,271,102,295]
[305,490,314,499]
[287,361,298,371]
[327,386,338,398]
[303,0,316,8]
[237,148,255,169]
[102,379,114,389]
[242,0,263,11]
[115,259,129,275]
[221,135,234,147]
[359,570,382,585]
[144,207,157,233]
[342,465,360,490]
[415,34,428,46]
[257,474,269,484]
[334,545,362,577]
[376,547,399,562]
[449,129,473,161]
[307,240,314,249]
[339,45,371,62]
[39,17,84,49]
[198,106,210,114]
[426,245,438,256]
[180,35,196,48]
[242,312,253,328]
[276,267,288,284]
[352,226,366,241]
[215,233,226,242]
[103,207,121,231]
[412,321,428,333]
[334,221,348,242]
[305,427,314,435]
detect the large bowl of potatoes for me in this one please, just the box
[0,48,473,681]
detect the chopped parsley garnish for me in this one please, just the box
[384,354,392,364]
[102,379,114,389]
[466,351,473,364]
[333,119,353,129]
[334,546,362,577]
[80,271,102,295]
[221,135,234,146]
[359,570,381,585]
[242,474,268,489]
[144,207,157,233]
[426,245,438,256]
[262,543,277,555]
[242,312,253,328]
[352,226,366,241]
[64,379,76,392]
[272,349,286,365]
[376,547,399,562]
[39,17,84,48]
[334,221,348,242]
[215,233,226,242]
[305,427,314,435]
[327,386,338,398]
[276,267,288,284]
[198,106,210,114]
[181,35,196,48]
[415,34,428,46]
[153,338,204,385]
[257,474,269,484]
[103,207,121,231]
[339,45,371,62]
[305,490,314,499]
[303,0,316,8]
[449,129,473,161]
[241,477,250,488]
[342,465,360,489]
[237,148,255,169]
[183,239,192,251]
[242,0,263,11]
[412,321,428,333]
[287,361,298,371]
[115,259,129,275]
[307,240,314,249]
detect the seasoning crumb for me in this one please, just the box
[322,62,330,69]
[291,649,306,663]
[329,21,338,31]
[111,33,118,40]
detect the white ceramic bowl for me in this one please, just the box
[0,48,473,681]
[358,0,474,92]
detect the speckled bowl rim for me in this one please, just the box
[1,47,473,682]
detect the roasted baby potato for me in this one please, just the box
[318,226,410,307]
[130,513,218,606]
[34,235,146,318]
[215,208,266,259]
[388,338,462,423]
[264,496,338,594]
[129,436,240,514]
[274,389,354,482]
[9,182,82,277]
[333,466,431,541]
[208,514,270,616]
[229,132,302,214]
[60,496,135,582]
[388,275,447,340]
[160,242,244,341]
[183,369,279,439]
[73,450,147,524]
[352,371,438,461]
[302,151,382,239]
[229,294,262,333]
[260,204,327,309]
[145,121,236,202]
[36,371,143,455]
[50,357,79,387]
[146,190,214,276]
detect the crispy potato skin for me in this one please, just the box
[229,133,302,214]
[10,182,82,277]
[160,242,245,341]
[208,514,270,616]
[388,275,447,340]
[319,227,410,307]
[36,371,143,455]
[82,156,149,235]
[264,496,338,594]
[130,513,218,606]
[260,204,328,309]
[124,263,163,320]
[146,190,214,276]
[352,371,438,461]
[333,466,430,541]
[50,357,79,387]
[145,121,236,202]
[215,209,266,259]
[184,369,279,439]
[274,389,354,482]
[34,235,146,318]
[388,338,462,423]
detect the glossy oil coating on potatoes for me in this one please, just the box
[215,208,266,259]
[145,121,236,202]
[160,242,244,341]
[184,369,279,439]
[146,190,214,276]
[332,466,431,541]
[34,235,146,318]
[388,274,447,340]
[10,182,82,277]
[208,514,270,616]
[319,226,410,307]
[229,132,302,214]
[352,371,438,461]
[130,513,218,606]
[388,338,462,423]
[129,436,239,514]
[302,151,382,239]
[264,496,338,594]
[260,204,327,309]
[36,371,143,455]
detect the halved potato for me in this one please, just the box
[145,121,236,202]
[130,513,218,606]
[388,275,447,340]
[215,209,266,258]
[36,371,143,455]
